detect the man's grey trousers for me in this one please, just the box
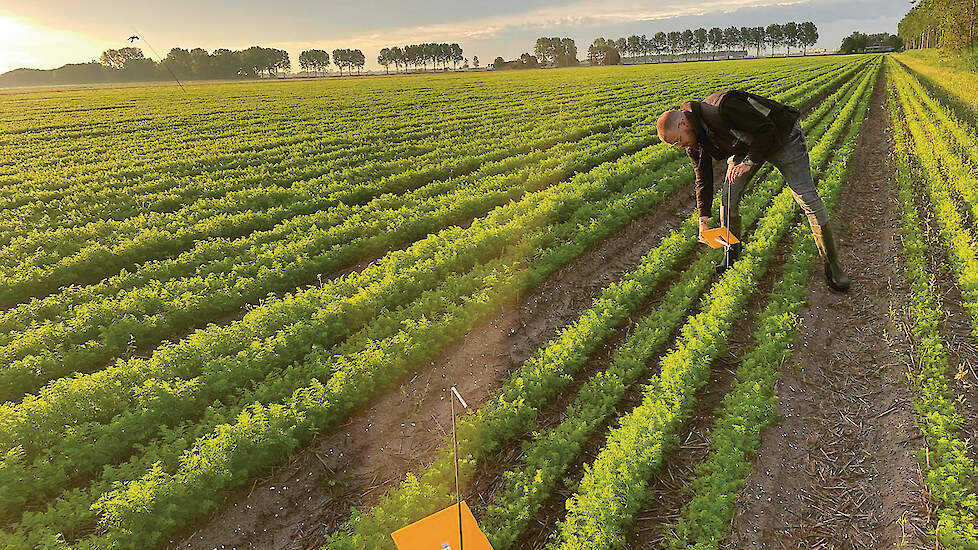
[720,121,830,229]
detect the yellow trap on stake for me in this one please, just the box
[390,501,494,550]
[700,227,740,249]
[391,387,494,550]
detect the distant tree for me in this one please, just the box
[666,31,681,56]
[378,47,392,74]
[587,38,620,65]
[636,35,648,58]
[653,31,667,56]
[534,37,551,64]
[626,35,641,59]
[100,47,146,70]
[307,49,330,74]
[472,55,480,68]
[883,34,904,51]
[332,49,346,75]
[212,48,240,77]
[450,43,463,69]
[752,27,766,57]
[612,37,626,59]
[680,29,694,58]
[390,46,404,72]
[799,21,818,54]
[782,22,799,56]
[708,27,724,59]
[558,38,578,66]
[766,23,784,55]
[188,48,210,76]
[269,49,290,75]
[493,56,505,68]
[840,31,868,53]
[162,47,192,77]
[352,49,364,74]
[535,37,577,66]
[692,28,708,58]
[739,26,753,54]
[723,27,740,57]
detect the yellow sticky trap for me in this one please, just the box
[700,227,740,249]
[391,501,494,550]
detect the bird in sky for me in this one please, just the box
[128,35,139,42]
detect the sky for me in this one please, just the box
[0,0,909,75]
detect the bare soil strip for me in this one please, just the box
[726,67,931,550]
[172,173,695,550]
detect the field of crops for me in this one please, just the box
[0,52,975,550]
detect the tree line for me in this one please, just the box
[839,32,903,54]
[375,43,465,74]
[587,22,819,65]
[97,45,291,80]
[898,0,977,51]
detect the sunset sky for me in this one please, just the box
[0,0,907,74]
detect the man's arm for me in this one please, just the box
[688,146,713,238]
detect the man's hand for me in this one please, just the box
[725,162,752,183]
[698,216,711,243]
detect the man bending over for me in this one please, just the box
[656,90,849,291]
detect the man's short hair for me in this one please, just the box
[657,110,684,144]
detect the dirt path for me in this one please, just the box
[172,179,695,550]
[725,67,932,550]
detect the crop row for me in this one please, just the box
[0,146,690,531]
[1,59,856,182]
[3,55,868,548]
[886,57,978,547]
[3,59,856,258]
[0,70,674,177]
[490,60,877,550]
[0,69,723,231]
[0,64,859,406]
[319,57,875,550]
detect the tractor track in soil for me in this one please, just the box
[170,171,696,550]
[726,66,932,550]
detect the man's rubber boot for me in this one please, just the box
[812,223,850,292]
[715,215,742,275]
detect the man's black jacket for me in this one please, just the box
[681,90,801,217]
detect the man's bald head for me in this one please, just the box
[657,109,695,149]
